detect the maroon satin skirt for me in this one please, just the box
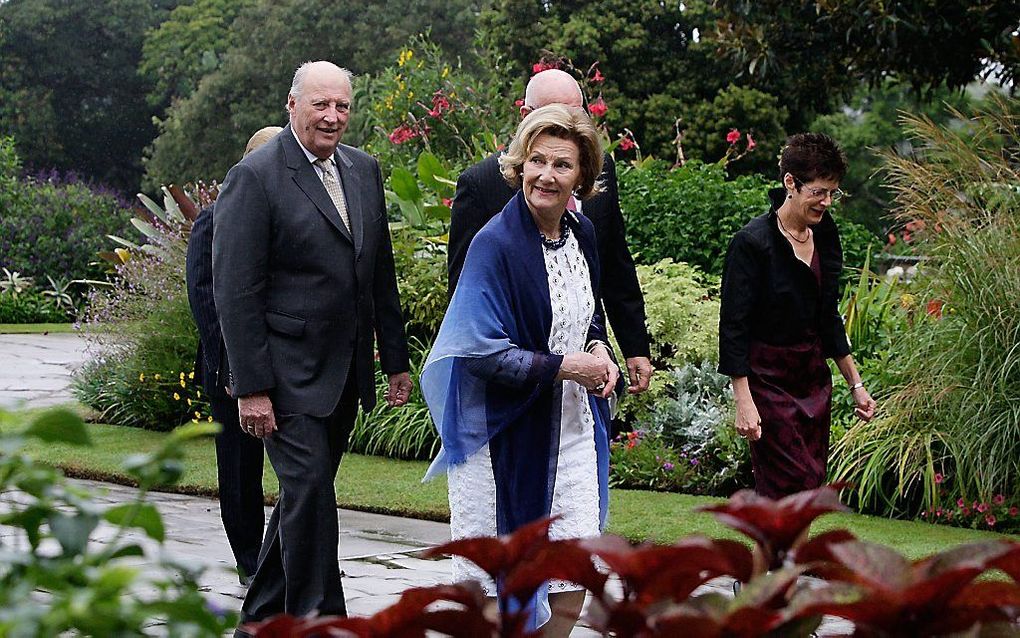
[747,337,832,499]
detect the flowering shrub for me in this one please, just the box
[609,429,701,492]
[0,138,136,285]
[360,35,520,176]
[74,187,205,430]
[921,490,1020,534]
[251,485,1020,636]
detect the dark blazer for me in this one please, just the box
[213,126,410,417]
[447,152,650,359]
[186,203,227,393]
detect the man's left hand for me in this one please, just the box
[626,357,654,394]
[385,372,413,407]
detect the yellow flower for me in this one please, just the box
[180,380,186,388]
[192,418,199,423]
[186,398,192,406]
[139,373,145,382]
[408,91,414,99]
[173,392,180,401]
[188,371,195,380]
[154,373,161,380]
[196,390,202,398]
[207,416,214,422]
[441,66,449,78]
[194,411,201,419]
[179,372,185,380]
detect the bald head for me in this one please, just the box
[289,61,352,100]
[522,69,583,117]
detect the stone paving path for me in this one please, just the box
[0,333,853,635]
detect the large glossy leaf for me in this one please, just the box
[390,167,422,203]
[24,408,91,446]
[103,503,165,542]
[417,152,452,196]
[502,539,608,599]
[423,204,451,223]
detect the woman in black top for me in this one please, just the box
[718,133,876,499]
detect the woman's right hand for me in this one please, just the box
[734,396,762,441]
[557,352,611,392]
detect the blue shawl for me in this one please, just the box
[422,190,612,627]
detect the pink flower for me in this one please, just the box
[442,198,452,208]
[887,233,897,246]
[592,68,605,83]
[986,514,997,527]
[588,97,608,118]
[977,502,989,513]
[957,497,966,508]
[934,472,944,484]
[514,98,525,107]
[1010,506,1018,516]
[993,494,1005,505]
[618,136,635,151]
[726,129,741,144]
[746,133,756,150]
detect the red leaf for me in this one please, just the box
[167,184,200,222]
[502,539,608,599]
[697,486,848,568]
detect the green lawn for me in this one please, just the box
[2,419,1014,559]
[0,323,77,334]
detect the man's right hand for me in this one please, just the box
[238,392,276,438]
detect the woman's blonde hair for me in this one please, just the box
[498,104,604,199]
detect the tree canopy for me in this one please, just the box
[0,0,177,191]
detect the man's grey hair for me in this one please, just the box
[288,61,354,100]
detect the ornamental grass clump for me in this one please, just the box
[832,94,1020,521]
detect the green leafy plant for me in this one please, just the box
[833,94,1020,520]
[0,407,236,635]
[349,337,438,461]
[74,186,206,430]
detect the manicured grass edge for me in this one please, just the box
[0,323,77,334]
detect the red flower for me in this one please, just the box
[427,91,452,118]
[588,96,608,118]
[927,299,944,319]
[532,61,555,74]
[1010,506,1018,516]
[903,231,913,243]
[618,136,635,151]
[986,514,997,527]
[746,133,756,150]
[887,233,897,246]
[726,128,741,144]
[592,68,605,83]
[442,197,453,208]
[388,123,419,145]
[934,472,944,484]
[514,98,525,107]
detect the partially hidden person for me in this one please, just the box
[185,125,281,586]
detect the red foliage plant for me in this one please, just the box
[248,486,1020,637]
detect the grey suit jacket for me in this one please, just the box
[212,125,409,417]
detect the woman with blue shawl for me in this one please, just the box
[422,104,619,636]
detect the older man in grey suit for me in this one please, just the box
[213,60,412,630]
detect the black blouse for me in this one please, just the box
[718,188,851,377]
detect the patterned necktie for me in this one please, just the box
[314,158,351,232]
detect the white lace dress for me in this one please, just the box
[447,228,601,594]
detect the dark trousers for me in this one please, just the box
[208,390,266,580]
[238,381,358,627]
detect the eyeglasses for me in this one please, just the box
[793,177,845,203]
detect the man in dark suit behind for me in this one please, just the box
[213,61,412,630]
[185,126,282,586]
[448,69,653,394]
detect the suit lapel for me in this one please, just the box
[335,147,364,257]
[282,127,354,244]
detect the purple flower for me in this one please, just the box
[662,462,674,471]
[690,458,699,466]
